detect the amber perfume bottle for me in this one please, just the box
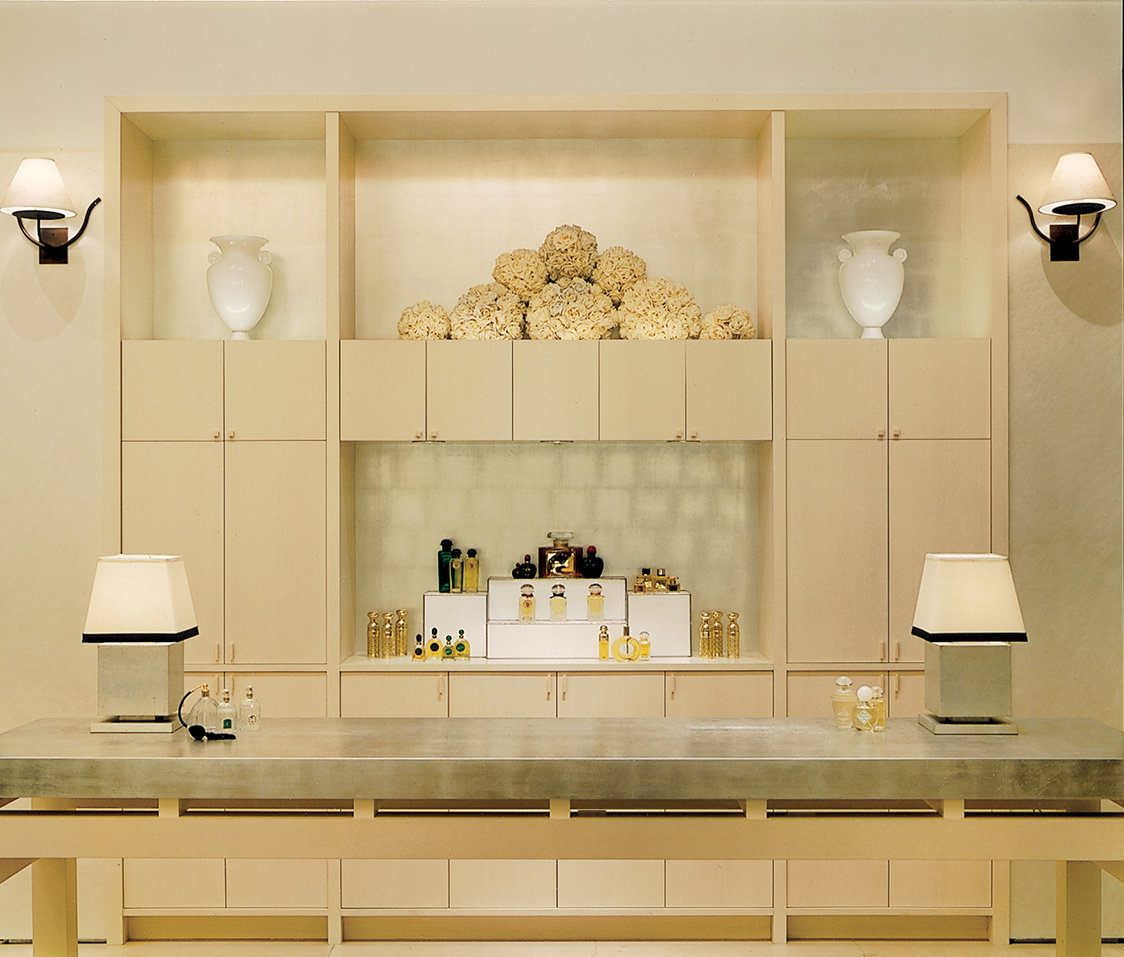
[871,686,887,731]
[638,630,651,659]
[412,634,426,660]
[598,624,610,660]
[454,629,470,659]
[540,531,581,578]
[587,582,604,620]
[852,686,876,731]
[464,548,480,592]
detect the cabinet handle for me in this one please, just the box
[689,430,698,441]
[227,430,236,440]
[892,428,901,439]
[214,643,220,664]
[669,674,677,700]
[213,430,222,441]
[879,641,886,662]
[673,430,683,441]
[229,643,235,663]
[894,640,901,661]
[877,428,886,440]
[560,674,568,701]
[894,674,902,697]
[429,430,438,441]
[546,675,552,701]
[413,431,424,441]
[437,674,446,700]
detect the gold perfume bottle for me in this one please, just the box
[711,611,724,658]
[638,630,651,659]
[550,582,567,621]
[612,625,640,662]
[871,686,887,732]
[727,612,740,658]
[366,611,381,658]
[519,583,536,622]
[426,628,443,658]
[382,612,394,659]
[454,629,470,659]
[598,624,610,660]
[699,612,712,658]
[587,582,604,620]
[395,610,408,657]
[852,686,876,731]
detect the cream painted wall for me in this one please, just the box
[0,0,1120,940]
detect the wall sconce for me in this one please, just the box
[1016,152,1116,262]
[1,157,101,264]
[82,555,199,733]
[911,553,1027,735]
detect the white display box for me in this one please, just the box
[487,621,619,659]
[626,592,692,657]
[487,577,627,622]
[423,592,488,657]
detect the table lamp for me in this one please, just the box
[82,555,199,733]
[911,553,1027,735]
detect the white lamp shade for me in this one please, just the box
[1038,152,1117,215]
[82,554,199,644]
[911,553,1027,643]
[1,157,77,220]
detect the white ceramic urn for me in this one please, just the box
[837,230,907,339]
[207,235,273,340]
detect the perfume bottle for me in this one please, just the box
[216,689,237,733]
[711,611,725,657]
[188,684,219,732]
[540,531,580,578]
[831,676,857,729]
[238,686,261,731]
[513,554,537,579]
[412,634,426,660]
[852,685,876,731]
[727,612,740,658]
[871,686,887,732]
[454,629,470,658]
[580,546,604,578]
[464,549,480,592]
[438,539,454,592]
[382,612,394,658]
[450,549,463,593]
[550,582,567,621]
[700,612,712,658]
[373,611,386,656]
[395,610,408,657]
[638,630,651,659]
[518,583,536,622]
[587,582,604,620]
[598,624,610,660]
[442,635,455,658]
[427,627,443,657]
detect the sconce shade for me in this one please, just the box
[1,158,77,220]
[1038,152,1117,216]
[911,553,1027,643]
[82,555,199,644]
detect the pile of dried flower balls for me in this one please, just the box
[397,224,755,342]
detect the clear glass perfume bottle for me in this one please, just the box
[831,676,856,729]
[238,686,261,731]
[464,548,480,592]
[871,686,887,732]
[216,689,237,733]
[550,582,567,621]
[519,583,536,622]
[188,684,219,733]
[587,582,604,620]
[852,685,876,731]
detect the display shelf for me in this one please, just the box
[339,654,773,673]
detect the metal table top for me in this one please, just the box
[1,716,1122,803]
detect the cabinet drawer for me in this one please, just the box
[889,860,991,908]
[450,860,556,909]
[665,672,773,717]
[788,860,888,908]
[556,672,665,717]
[340,673,448,717]
[123,858,225,909]
[666,860,773,908]
[557,860,664,908]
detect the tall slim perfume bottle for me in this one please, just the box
[438,539,453,592]
[598,625,610,660]
[450,549,463,592]
[711,611,725,658]
[727,612,740,658]
[700,612,712,658]
[382,612,394,658]
[464,548,480,592]
[519,583,536,622]
[216,689,237,733]
[871,686,887,732]
[395,609,408,657]
[366,611,381,658]
[238,686,261,731]
[831,676,856,729]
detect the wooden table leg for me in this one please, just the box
[31,857,78,957]
[1057,860,1101,957]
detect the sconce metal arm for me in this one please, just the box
[15,196,101,251]
[1016,194,1103,247]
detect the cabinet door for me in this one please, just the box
[224,441,326,664]
[448,673,556,717]
[227,673,328,718]
[786,339,887,439]
[787,860,888,908]
[556,673,665,717]
[123,859,225,909]
[889,860,991,908]
[340,673,448,717]
[341,859,449,908]
[666,860,773,908]
[599,340,685,441]
[787,440,888,662]
[557,860,664,908]
[426,340,512,441]
[887,671,925,718]
[889,440,991,662]
[226,859,328,908]
[340,340,425,441]
[512,340,599,441]
[888,338,990,439]
[686,340,772,441]
[665,672,773,717]
[121,340,224,441]
[449,860,556,909]
[224,340,326,440]
[122,442,225,667]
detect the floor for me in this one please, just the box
[3,943,1124,956]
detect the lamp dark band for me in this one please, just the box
[911,626,1027,643]
[82,626,199,644]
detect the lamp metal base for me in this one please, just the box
[918,712,1018,735]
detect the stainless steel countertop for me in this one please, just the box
[1,717,1122,803]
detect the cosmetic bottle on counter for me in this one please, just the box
[580,546,604,578]
[699,612,712,658]
[382,613,394,657]
[427,628,443,657]
[395,610,409,657]
[550,582,567,621]
[413,634,426,660]
[831,676,856,729]
[450,549,464,592]
[188,684,219,733]
[598,625,610,660]
[852,685,876,731]
[216,689,237,733]
[464,549,480,592]
[638,630,651,659]
[438,539,454,592]
[711,611,725,657]
[454,630,470,659]
[871,686,887,732]
[727,612,741,658]
[513,554,537,578]
[238,686,261,731]
[587,582,604,620]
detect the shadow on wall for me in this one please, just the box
[1,241,90,341]
[1041,225,1123,326]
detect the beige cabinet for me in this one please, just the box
[426,340,513,441]
[666,860,773,908]
[513,340,599,441]
[340,340,426,441]
[686,340,773,441]
[599,341,686,441]
[557,860,664,908]
[787,671,924,721]
[448,672,556,717]
[340,672,448,717]
[450,860,556,909]
[665,671,773,717]
[556,672,665,717]
[341,859,449,908]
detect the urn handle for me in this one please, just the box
[893,248,908,263]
